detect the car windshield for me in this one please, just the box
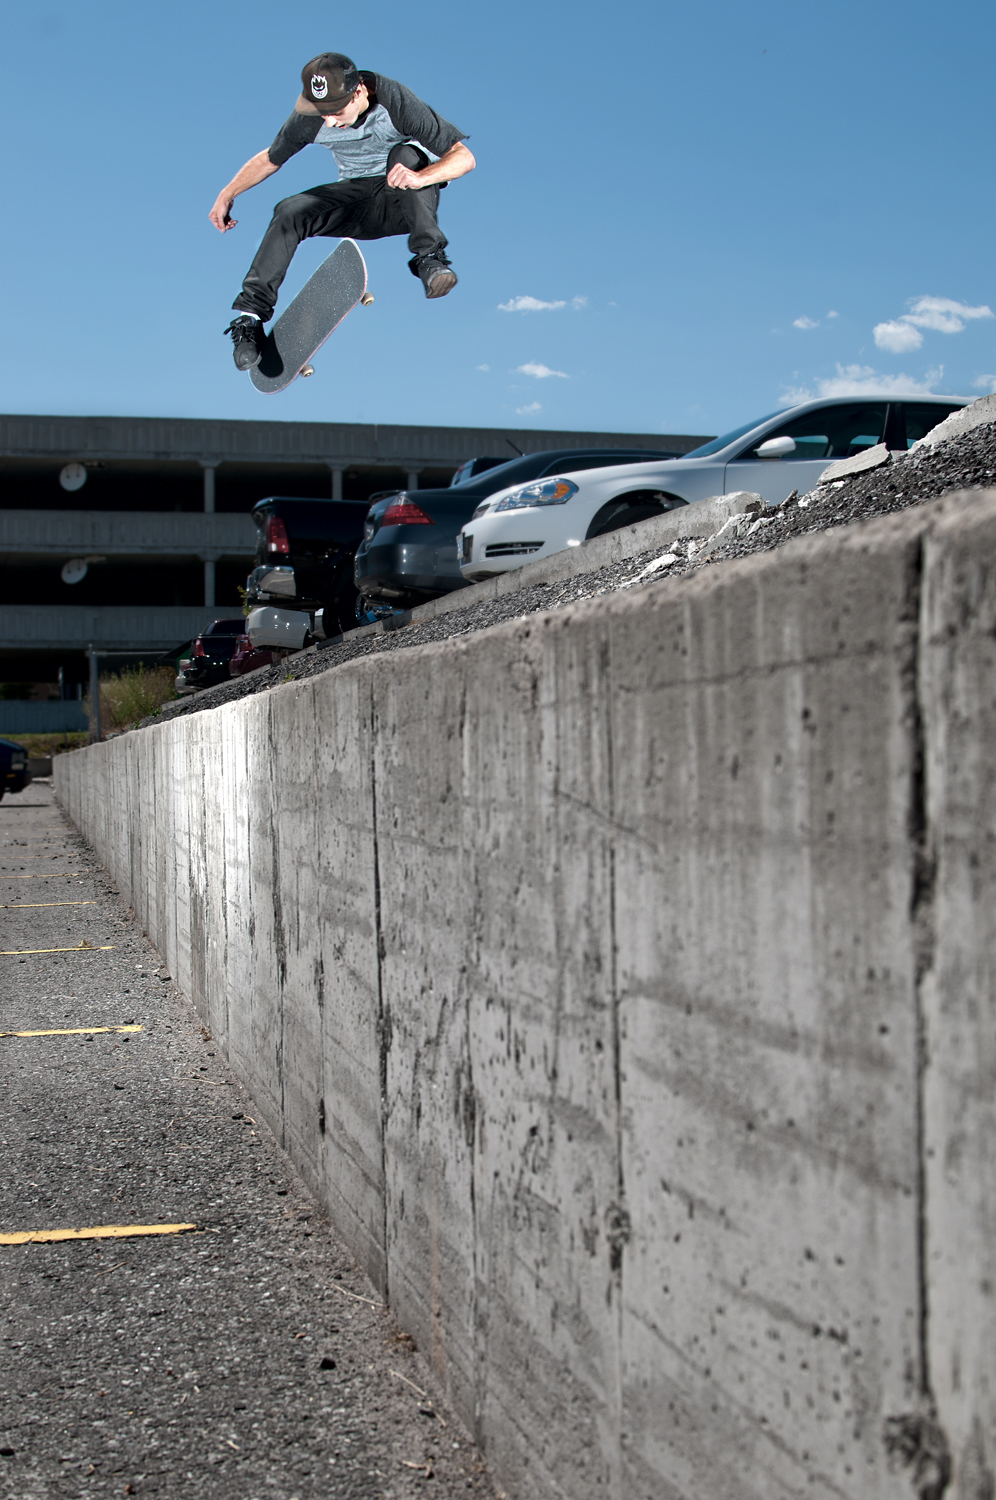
[459,456,527,490]
[450,458,507,486]
[683,412,783,459]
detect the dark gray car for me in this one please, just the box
[353,447,683,607]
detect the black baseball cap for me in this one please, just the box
[301,53,362,113]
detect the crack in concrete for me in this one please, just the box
[369,681,390,1303]
[603,631,627,1500]
[888,535,952,1499]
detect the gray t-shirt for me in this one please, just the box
[267,72,467,180]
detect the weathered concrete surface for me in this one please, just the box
[920,501,996,1498]
[915,392,996,449]
[56,490,996,1500]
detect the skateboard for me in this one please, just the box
[250,238,374,395]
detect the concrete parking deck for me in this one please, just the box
[0,783,496,1500]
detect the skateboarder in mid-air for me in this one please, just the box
[210,52,475,370]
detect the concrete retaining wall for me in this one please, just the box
[56,491,996,1500]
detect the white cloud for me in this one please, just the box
[516,401,542,415]
[499,295,566,312]
[827,309,839,319]
[516,362,568,380]
[874,320,924,353]
[875,295,993,352]
[904,295,993,333]
[780,363,946,403]
[793,316,819,329]
[476,363,490,371]
[973,373,996,393]
[498,294,588,313]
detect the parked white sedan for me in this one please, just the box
[458,394,966,581]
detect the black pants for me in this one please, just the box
[233,144,448,321]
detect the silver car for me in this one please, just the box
[678,393,966,510]
[617,394,967,509]
[458,395,969,582]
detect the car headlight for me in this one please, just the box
[493,478,579,512]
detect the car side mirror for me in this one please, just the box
[756,435,797,460]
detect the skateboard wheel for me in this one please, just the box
[361,293,375,306]
[301,365,315,377]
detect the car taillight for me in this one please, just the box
[266,516,290,553]
[381,499,435,526]
[193,640,206,657]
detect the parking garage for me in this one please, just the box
[0,412,706,697]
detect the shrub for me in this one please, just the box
[85,663,177,731]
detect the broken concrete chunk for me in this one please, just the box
[724,491,765,513]
[910,392,996,450]
[635,552,679,580]
[819,444,891,484]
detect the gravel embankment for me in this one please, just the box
[142,411,996,728]
[0,785,497,1500]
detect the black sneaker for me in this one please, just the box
[409,252,458,300]
[224,315,266,370]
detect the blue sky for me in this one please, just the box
[1,0,993,441]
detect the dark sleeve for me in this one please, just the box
[267,110,323,166]
[372,74,468,156]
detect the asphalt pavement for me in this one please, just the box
[0,782,496,1500]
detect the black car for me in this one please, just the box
[353,447,683,608]
[176,619,248,693]
[448,456,509,486]
[245,495,375,635]
[0,737,31,800]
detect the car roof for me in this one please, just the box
[767,394,968,415]
[200,618,246,634]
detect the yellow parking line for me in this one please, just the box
[0,943,114,955]
[0,900,97,909]
[0,1223,196,1245]
[0,1024,143,1038]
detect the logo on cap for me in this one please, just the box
[311,74,329,99]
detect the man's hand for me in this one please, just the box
[209,194,238,232]
[208,151,280,234]
[386,162,422,191]
[387,141,476,191]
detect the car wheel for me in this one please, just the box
[584,491,687,540]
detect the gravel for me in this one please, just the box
[138,415,996,730]
[0,785,497,1500]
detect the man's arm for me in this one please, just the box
[208,151,281,233]
[386,141,476,191]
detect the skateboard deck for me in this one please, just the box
[250,239,372,395]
